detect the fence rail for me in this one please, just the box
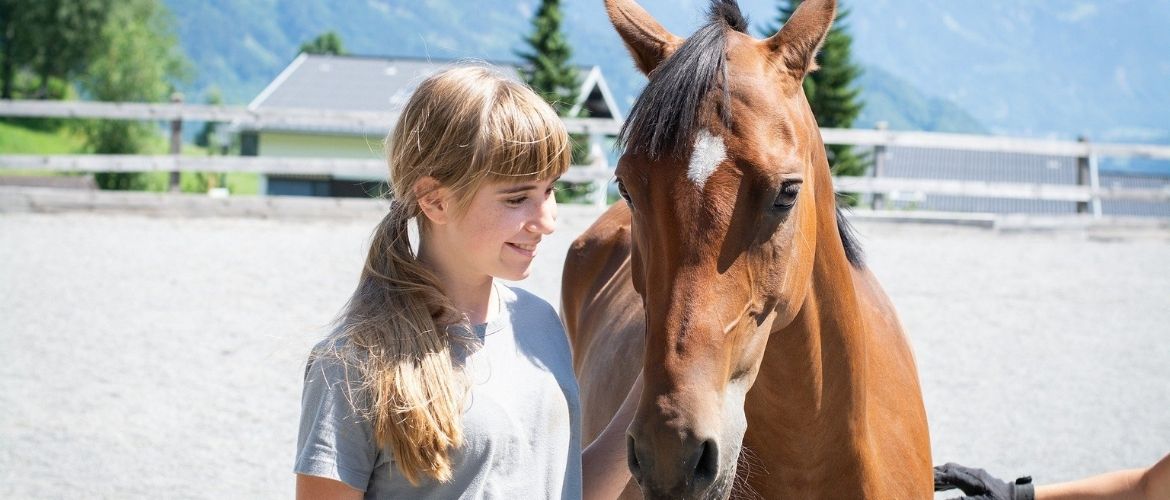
[3,99,1170,215]
[0,154,614,183]
[3,154,1169,204]
[832,176,1170,203]
[820,128,1170,160]
[0,99,624,135]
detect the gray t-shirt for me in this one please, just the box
[295,285,583,499]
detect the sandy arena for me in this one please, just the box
[1,206,1168,498]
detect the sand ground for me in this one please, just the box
[1,207,1167,498]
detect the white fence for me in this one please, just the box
[3,99,1170,215]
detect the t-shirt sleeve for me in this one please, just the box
[294,354,379,492]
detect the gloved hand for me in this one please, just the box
[933,463,1035,500]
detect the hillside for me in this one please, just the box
[855,66,986,134]
[844,0,1170,143]
[162,0,1169,142]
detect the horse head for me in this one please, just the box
[605,0,857,497]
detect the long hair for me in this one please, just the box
[319,65,570,485]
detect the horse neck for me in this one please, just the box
[744,185,879,492]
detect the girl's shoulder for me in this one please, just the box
[302,331,365,387]
[497,284,565,335]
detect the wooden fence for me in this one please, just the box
[3,99,1169,214]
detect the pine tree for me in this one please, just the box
[517,0,592,201]
[516,0,579,116]
[761,1,867,177]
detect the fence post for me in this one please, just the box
[169,93,183,192]
[1075,135,1104,216]
[1088,146,1103,217]
[871,121,888,210]
[588,130,608,208]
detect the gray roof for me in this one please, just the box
[246,54,620,134]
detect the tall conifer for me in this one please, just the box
[517,0,592,200]
[516,0,579,116]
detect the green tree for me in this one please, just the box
[517,0,594,202]
[761,1,867,177]
[77,0,191,190]
[516,0,579,115]
[194,87,224,151]
[0,0,111,100]
[1,1,109,132]
[298,30,347,56]
[0,0,31,99]
[192,87,227,191]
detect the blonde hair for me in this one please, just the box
[324,65,570,485]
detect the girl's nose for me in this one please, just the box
[527,193,557,234]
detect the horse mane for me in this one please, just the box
[617,0,864,268]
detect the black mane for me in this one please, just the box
[617,0,864,268]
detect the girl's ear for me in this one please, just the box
[414,176,452,225]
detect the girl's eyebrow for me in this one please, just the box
[495,176,561,195]
[495,183,539,195]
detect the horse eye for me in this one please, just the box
[618,180,633,208]
[773,182,801,210]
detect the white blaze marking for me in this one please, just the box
[687,129,727,190]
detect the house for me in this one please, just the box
[240,53,623,197]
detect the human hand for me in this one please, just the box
[934,463,1035,500]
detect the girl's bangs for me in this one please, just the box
[479,88,572,184]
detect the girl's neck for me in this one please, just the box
[417,240,498,325]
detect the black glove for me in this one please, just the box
[933,463,1035,500]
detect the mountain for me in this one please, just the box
[163,0,1170,143]
[842,0,1170,143]
[855,66,986,134]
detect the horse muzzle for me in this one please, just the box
[628,431,727,499]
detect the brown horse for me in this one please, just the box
[561,0,932,498]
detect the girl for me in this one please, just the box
[294,66,637,499]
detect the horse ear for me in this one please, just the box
[605,0,684,75]
[763,0,836,78]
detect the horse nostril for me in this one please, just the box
[694,439,719,483]
[627,435,644,483]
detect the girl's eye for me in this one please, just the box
[505,196,527,206]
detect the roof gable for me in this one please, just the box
[249,54,620,120]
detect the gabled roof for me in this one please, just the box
[245,54,621,134]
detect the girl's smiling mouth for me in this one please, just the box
[506,241,538,257]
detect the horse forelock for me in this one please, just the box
[617,0,748,160]
[711,0,750,33]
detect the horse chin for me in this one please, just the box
[709,448,740,500]
[711,475,736,500]
[637,471,736,500]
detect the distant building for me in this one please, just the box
[239,53,623,197]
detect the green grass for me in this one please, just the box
[139,171,260,195]
[0,120,87,154]
[0,121,261,195]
